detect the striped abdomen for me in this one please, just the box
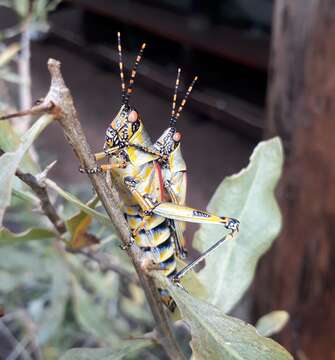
[125,211,177,277]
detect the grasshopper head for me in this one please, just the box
[104,104,141,151]
[154,127,181,156]
[105,33,145,153]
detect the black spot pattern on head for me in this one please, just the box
[122,104,130,115]
[131,120,140,134]
[121,126,128,141]
[160,128,177,157]
[105,126,117,142]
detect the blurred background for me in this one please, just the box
[0,0,334,359]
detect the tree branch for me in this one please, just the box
[40,58,185,360]
[19,172,66,234]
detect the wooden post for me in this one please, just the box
[253,1,335,358]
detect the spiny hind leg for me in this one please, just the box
[171,230,238,285]
[152,202,239,231]
[123,176,240,281]
[123,176,239,237]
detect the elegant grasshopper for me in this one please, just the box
[0,33,240,311]
[81,33,240,310]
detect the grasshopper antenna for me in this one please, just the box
[169,68,181,128]
[117,32,126,104]
[124,42,146,107]
[175,75,198,120]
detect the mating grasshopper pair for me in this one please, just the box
[1,33,239,310]
[81,33,239,309]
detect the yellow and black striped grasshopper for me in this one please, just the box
[1,33,240,310]
[81,33,240,310]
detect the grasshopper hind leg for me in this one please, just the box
[171,229,239,285]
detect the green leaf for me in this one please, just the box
[255,311,290,337]
[0,1,11,7]
[0,43,20,67]
[194,137,283,313]
[0,270,22,292]
[45,179,111,226]
[166,280,293,360]
[71,273,127,343]
[66,195,100,250]
[0,245,45,273]
[13,0,29,17]
[33,254,69,344]
[177,258,208,300]
[66,196,99,235]
[60,340,152,360]
[0,120,40,173]
[0,227,56,246]
[12,187,39,205]
[0,114,53,224]
[0,71,22,84]
[46,0,63,12]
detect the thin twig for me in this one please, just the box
[2,310,42,360]
[0,148,66,234]
[0,320,31,360]
[0,101,54,121]
[18,18,32,127]
[43,58,185,360]
[16,310,42,360]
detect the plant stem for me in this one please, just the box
[18,19,32,125]
[43,58,185,360]
[0,148,66,234]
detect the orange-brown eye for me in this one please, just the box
[128,110,138,123]
[173,132,181,142]
[111,121,117,130]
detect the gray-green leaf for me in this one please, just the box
[0,227,56,246]
[34,255,69,344]
[255,311,289,337]
[0,43,20,67]
[71,273,127,343]
[45,179,111,226]
[0,114,53,224]
[60,340,152,360]
[194,137,283,313]
[13,0,29,17]
[167,281,293,360]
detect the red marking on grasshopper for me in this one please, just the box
[154,162,167,202]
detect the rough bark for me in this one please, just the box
[254,1,335,359]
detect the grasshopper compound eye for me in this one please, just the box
[128,110,138,123]
[173,132,181,142]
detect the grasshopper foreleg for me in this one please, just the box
[79,153,127,174]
